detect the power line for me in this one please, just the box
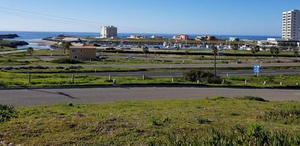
[0,6,163,33]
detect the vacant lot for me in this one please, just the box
[1,98,300,145]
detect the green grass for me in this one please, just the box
[0,71,300,88]
[2,67,145,73]
[1,98,300,145]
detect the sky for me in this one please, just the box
[0,0,299,36]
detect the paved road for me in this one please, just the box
[1,87,300,107]
[1,63,300,69]
[62,69,300,77]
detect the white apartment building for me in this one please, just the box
[282,9,300,40]
[101,26,118,38]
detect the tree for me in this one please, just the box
[251,45,260,59]
[270,47,279,59]
[212,45,218,80]
[232,44,239,58]
[27,47,34,56]
[293,47,299,58]
[185,50,190,59]
[61,42,72,54]
[142,46,149,59]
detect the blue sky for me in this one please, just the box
[0,0,299,36]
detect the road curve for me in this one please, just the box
[1,87,300,107]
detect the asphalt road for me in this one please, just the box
[63,69,300,77]
[1,63,300,69]
[1,87,300,107]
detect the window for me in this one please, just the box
[80,50,83,53]
[73,56,78,59]
[72,49,77,53]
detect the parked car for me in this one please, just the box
[126,56,135,59]
[97,56,108,59]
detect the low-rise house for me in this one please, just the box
[69,46,96,60]
[195,36,216,41]
[130,35,146,39]
[173,34,189,40]
[151,36,163,39]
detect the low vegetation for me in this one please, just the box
[184,69,222,84]
[1,98,300,145]
[0,70,299,88]
[51,58,83,64]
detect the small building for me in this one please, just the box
[173,34,189,40]
[229,37,240,42]
[195,36,216,41]
[69,46,96,60]
[130,35,146,39]
[151,35,163,39]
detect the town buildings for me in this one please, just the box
[130,35,146,39]
[282,9,300,40]
[195,36,216,41]
[69,46,96,60]
[101,26,118,38]
[173,34,189,40]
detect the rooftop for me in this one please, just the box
[69,46,96,49]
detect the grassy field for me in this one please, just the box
[0,71,300,88]
[1,49,298,66]
[1,98,300,145]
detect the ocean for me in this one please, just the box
[0,31,281,49]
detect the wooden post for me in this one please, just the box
[142,74,145,80]
[222,79,225,84]
[197,80,200,84]
[71,74,75,84]
[280,82,283,86]
[109,74,111,81]
[244,80,247,85]
[28,73,31,84]
[171,78,174,83]
[263,81,267,85]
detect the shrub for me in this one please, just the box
[0,104,17,123]
[67,102,74,107]
[56,66,65,69]
[0,81,5,87]
[237,96,269,102]
[51,58,83,64]
[183,70,222,84]
[66,66,83,70]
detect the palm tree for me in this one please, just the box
[27,47,34,56]
[142,46,149,59]
[251,45,260,59]
[270,47,279,59]
[185,50,190,59]
[293,47,299,58]
[232,44,239,58]
[212,45,218,80]
[61,42,72,54]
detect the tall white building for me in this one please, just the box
[282,9,300,40]
[101,26,118,38]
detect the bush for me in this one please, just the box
[183,70,222,84]
[0,81,5,87]
[66,66,83,70]
[51,58,83,64]
[0,104,17,123]
[237,96,269,102]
